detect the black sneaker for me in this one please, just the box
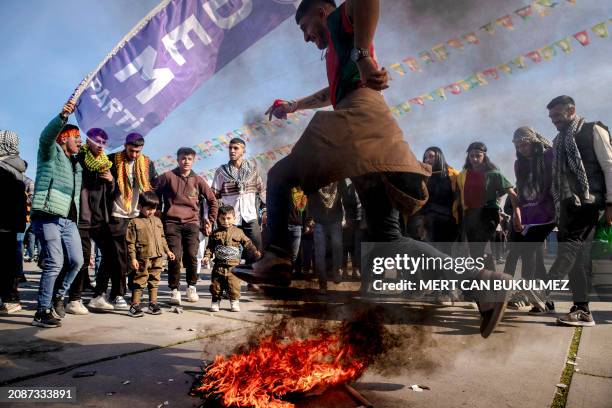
[557,306,595,327]
[52,295,66,319]
[128,304,144,318]
[32,309,62,328]
[147,303,162,315]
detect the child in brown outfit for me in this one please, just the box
[126,192,175,317]
[203,205,260,312]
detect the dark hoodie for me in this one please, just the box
[0,155,27,232]
[77,151,115,228]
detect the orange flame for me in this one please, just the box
[196,331,367,408]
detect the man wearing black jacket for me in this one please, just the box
[66,128,114,315]
[89,133,157,311]
[0,130,27,314]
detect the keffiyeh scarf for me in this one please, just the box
[115,152,152,209]
[81,145,112,173]
[513,126,552,202]
[291,187,307,213]
[552,116,590,216]
[0,130,19,157]
[513,126,552,149]
[214,245,241,262]
[221,160,255,194]
[319,182,338,209]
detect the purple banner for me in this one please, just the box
[76,0,296,149]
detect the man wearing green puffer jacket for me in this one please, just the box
[31,101,84,328]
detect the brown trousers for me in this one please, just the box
[288,87,431,193]
[130,257,163,304]
[209,265,241,301]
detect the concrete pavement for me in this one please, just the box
[1,263,611,407]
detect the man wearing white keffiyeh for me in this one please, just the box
[535,95,612,328]
[212,138,266,251]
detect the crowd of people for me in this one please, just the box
[0,93,609,330]
[0,0,610,339]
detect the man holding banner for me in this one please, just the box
[66,0,303,308]
[233,0,512,338]
[31,102,84,328]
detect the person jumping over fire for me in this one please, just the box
[233,0,511,338]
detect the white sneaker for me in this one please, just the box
[88,295,114,311]
[169,289,182,305]
[113,296,129,310]
[210,301,220,312]
[65,300,90,315]
[0,302,22,314]
[230,300,240,312]
[186,286,199,303]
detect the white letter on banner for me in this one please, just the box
[89,77,103,93]
[203,0,252,30]
[114,46,174,104]
[162,15,213,66]
[101,98,123,120]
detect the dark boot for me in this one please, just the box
[52,295,66,319]
[232,246,292,287]
[472,269,512,338]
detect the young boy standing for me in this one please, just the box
[203,206,260,312]
[126,192,175,317]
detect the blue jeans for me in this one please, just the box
[25,224,38,259]
[33,217,84,312]
[314,222,342,282]
[94,243,102,275]
[288,225,303,263]
[16,232,24,276]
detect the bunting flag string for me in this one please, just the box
[389,19,610,117]
[195,143,295,182]
[153,111,312,172]
[153,13,608,176]
[387,0,578,77]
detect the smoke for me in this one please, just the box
[393,0,485,26]
[240,107,303,184]
[229,300,441,377]
[382,0,516,75]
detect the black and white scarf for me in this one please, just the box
[220,160,255,194]
[319,182,338,209]
[552,116,590,216]
[214,245,241,262]
[0,130,19,157]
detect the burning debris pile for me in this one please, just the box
[193,311,385,408]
